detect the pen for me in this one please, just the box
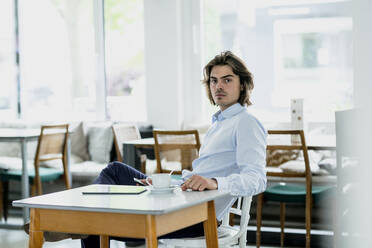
[133,177,147,186]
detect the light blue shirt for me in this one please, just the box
[181,103,267,220]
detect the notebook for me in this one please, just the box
[82,185,147,195]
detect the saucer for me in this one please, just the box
[149,186,177,194]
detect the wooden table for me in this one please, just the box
[13,184,228,248]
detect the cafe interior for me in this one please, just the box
[1,0,372,247]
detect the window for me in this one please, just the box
[273,17,353,121]
[104,0,146,122]
[18,0,98,121]
[203,0,353,123]
[0,0,146,123]
[0,0,17,119]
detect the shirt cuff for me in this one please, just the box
[214,177,229,191]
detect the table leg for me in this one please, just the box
[29,208,43,248]
[21,138,30,223]
[203,200,219,248]
[145,215,158,248]
[100,235,109,248]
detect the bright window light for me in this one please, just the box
[268,7,310,16]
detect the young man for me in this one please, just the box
[79,51,267,247]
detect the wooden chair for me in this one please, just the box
[153,130,201,174]
[160,196,252,248]
[112,124,147,172]
[256,130,334,248]
[0,124,71,221]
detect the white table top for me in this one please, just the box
[13,184,229,215]
[0,128,41,140]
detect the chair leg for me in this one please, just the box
[62,157,71,190]
[256,193,263,248]
[3,181,9,221]
[140,157,147,174]
[0,181,3,221]
[239,229,248,248]
[280,202,286,247]
[31,184,37,197]
[305,196,312,248]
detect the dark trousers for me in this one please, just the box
[81,161,204,248]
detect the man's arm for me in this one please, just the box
[214,115,267,196]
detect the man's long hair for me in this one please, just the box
[202,51,254,106]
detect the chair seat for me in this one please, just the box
[159,225,240,247]
[264,183,335,203]
[0,167,63,183]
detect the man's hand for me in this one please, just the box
[136,178,151,186]
[181,175,218,191]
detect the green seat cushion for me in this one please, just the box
[264,183,335,203]
[0,167,63,183]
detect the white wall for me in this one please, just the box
[353,0,372,108]
[340,0,372,246]
[144,0,204,129]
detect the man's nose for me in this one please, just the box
[216,80,224,89]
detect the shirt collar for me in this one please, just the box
[212,103,245,123]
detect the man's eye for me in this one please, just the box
[225,79,231,83]
[210,79,217,84]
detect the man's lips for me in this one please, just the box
[215,93,226,97]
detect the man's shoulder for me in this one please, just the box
[236,109,258,122]
[236,110,266,132]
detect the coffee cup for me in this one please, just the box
[146,173,171,188]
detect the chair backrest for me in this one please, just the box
[34,124,70,195]
[266,129,312,200]
[153,130,200,174]
[220,196,253,247]
[266,130,311,176]
[112,124,141,162]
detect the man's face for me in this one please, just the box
[209,65,242,111]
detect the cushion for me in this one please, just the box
[69,161,107,179]
[0,143,21,157]
[314,168,331,176]
[0,156,34,171]
[318,158,337,174]
[70,122,90,161]
[266,149,299,167]
[40,154,84,169]
[279,160,320,174]
[87,124,114,164]
[161,159,182,172]
[26,141,38,160]
[307,150,324,164]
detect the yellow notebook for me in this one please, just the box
[82,185,147,195]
